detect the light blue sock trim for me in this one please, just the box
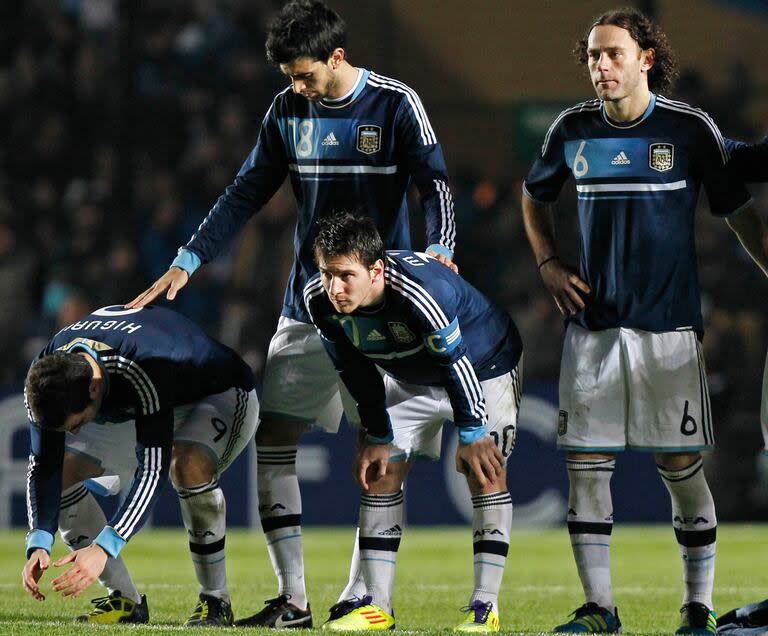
[267,533,302,545]
[360,557,397,564]
[473,560,505,568]
[571,542,611,547]
[683,554,715,562]
[192,556,226,565]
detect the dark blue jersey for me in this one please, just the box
[25,305,254,559]
[524,94,752,335]
[180,69,456,323]
[726,136,768,183]
[304,251,522,444]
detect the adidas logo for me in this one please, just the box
[321,132,340,146]
[378,524,402,536]
[366,329,386,341]
[611,151,630,165]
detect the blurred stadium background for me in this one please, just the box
[0,0,766,536]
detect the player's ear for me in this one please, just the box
[371,259,385,281]
[329,48,345,69]
[641,47,655,73]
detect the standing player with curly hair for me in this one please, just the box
[522,8,768,634]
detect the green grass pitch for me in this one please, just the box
[0,525,764,635]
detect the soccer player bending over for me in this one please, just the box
[522,8,768,635]
[127,1,457,626]
[303,212,523,632]
[22,305,258,626]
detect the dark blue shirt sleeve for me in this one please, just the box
[693,121,752,217]
[183,97,288,265]
[523,119,571,203]
[725,136,768,183]
[25,419,65,558]
[394,93,456,255]
[95,410,174,558]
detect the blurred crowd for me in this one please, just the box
[0,1,766,516]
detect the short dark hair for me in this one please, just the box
[265,0,347,65]
[313,212,385,269]
[574,8,679,95]
[25,352,93,429]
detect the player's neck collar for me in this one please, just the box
[601,92,656,129]
[320,68,368,109]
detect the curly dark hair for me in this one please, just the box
[266,0,347,66]
[25,351,93,429]
[573,8,678,95]
[313,212,385,269]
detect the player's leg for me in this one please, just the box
[454,364,521,633]
[238,317,353,628]
[324,377,444,631]
[626,329,716,635]
[554,326,623,633]
[172,387,259,627]
[61,423,147,624]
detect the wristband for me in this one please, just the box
[537,255,558,271]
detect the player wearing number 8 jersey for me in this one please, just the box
[304,212,522,631]
[126,1,457,625]
[522,8,768,635]
[22,305,258,626]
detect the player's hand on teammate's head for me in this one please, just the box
[22,548,50,601]
[538,258,591,316]
[51,543,109,599]
[126,267,190,309]
[427,250,459,274]
[354,441,391,491]
[455,436,504,489]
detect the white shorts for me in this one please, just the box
[761,350,768,455]
[558,325,713,452]
[385,361,522,462]
[66,387,259,491]
[260,316,359,431]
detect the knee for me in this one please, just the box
[255,417,308,446]
[656,452,700,472]
[170,445,216,489]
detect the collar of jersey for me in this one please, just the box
[69,343,111,398]
[601,92,656,129]
[319,68,370,109]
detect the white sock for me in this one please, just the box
[470,491,512,613]
[176,478,229,601]
[566,458,615,610]
[58,483,141,603]
[658,457,717,609]
[359,491,404,615]
[257,445,307,609]
[337,527,366,602]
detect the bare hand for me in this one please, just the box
[427,250,459,274]
[22,549,50,601]
[126,267,189,309]
[455,436,504,488]
[539,258,591,316]
[51,543,108,598]
[354,441,391,491]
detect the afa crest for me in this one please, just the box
[388,322,415,344]
[357,125,382,155]
[649,143,674,172]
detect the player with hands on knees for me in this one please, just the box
[304,212,522,632]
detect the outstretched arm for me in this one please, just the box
[726,206,768,277]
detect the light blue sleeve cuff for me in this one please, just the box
[458,425,487,445]
[366,431,395,444]
[94,526,127,559]
[171,248,202,276]
[26,529,54,558]
[426,243,454,260]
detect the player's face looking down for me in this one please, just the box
[280,48,344,100]
[587,25,654,106]
[317,254,385,314]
